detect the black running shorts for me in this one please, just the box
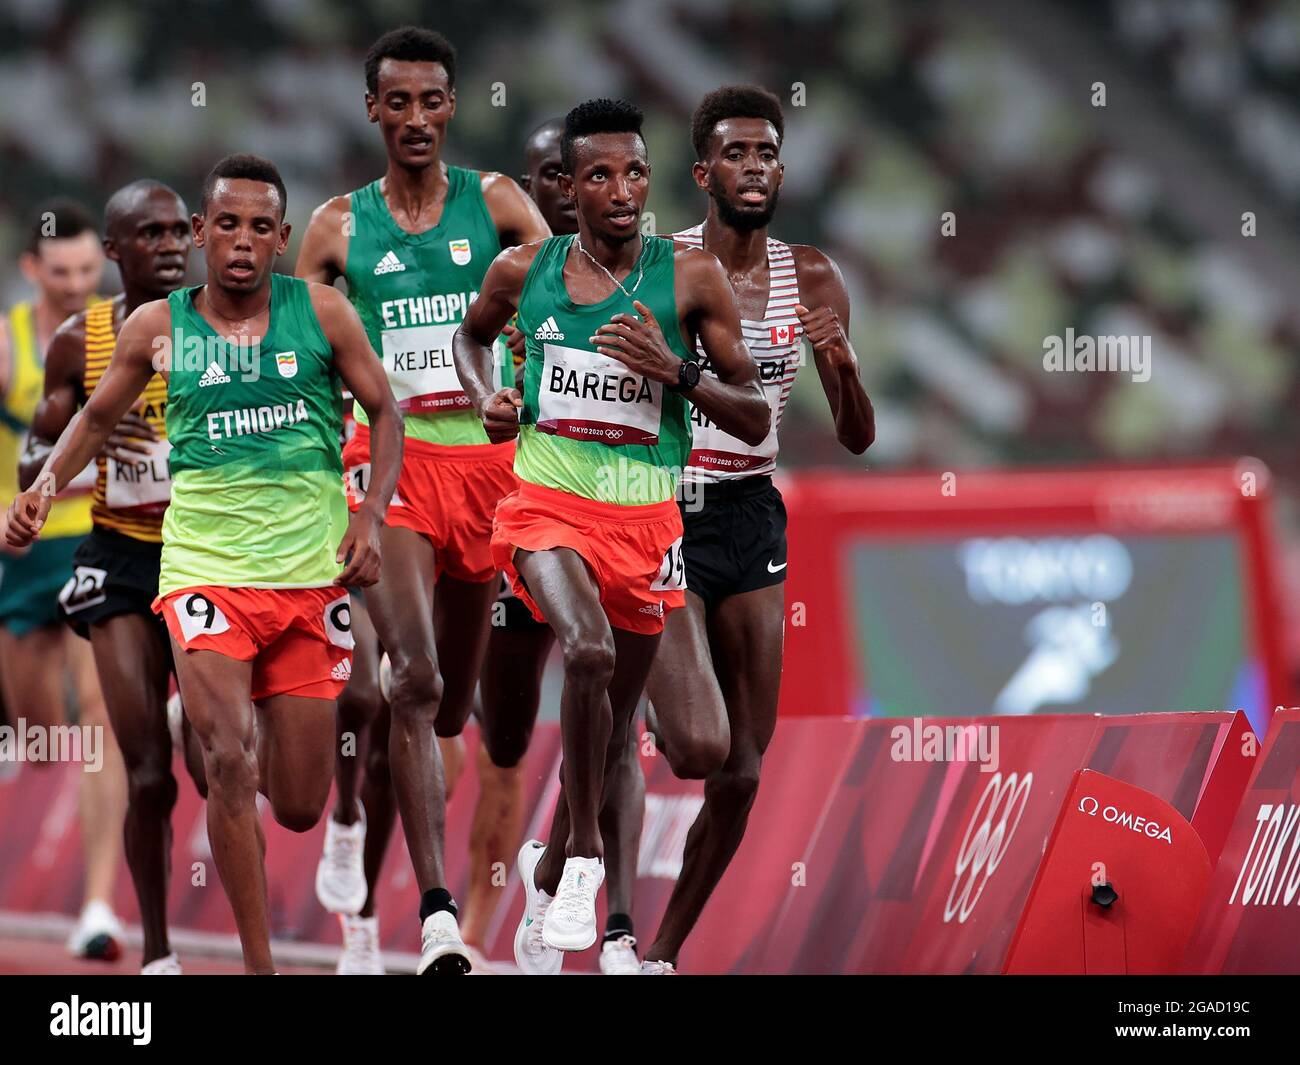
[59,525,164,638]
[679,475,788,606]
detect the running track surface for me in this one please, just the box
[0,936,328,975]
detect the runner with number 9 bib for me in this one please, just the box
[3,155,403,977]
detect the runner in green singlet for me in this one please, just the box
[454,99,770,970]
[295,26,548,975]
[4,154,403,976]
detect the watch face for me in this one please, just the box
[683,361,701,388]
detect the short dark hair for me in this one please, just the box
[561,99,645,174]
[26,198,98,256]
[365,26,457,94]
[691,85,785,160]
[201,154,287,218]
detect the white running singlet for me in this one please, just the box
[673,223,801,483]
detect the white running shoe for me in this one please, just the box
[165,691,184,752]
[416,910,471,975]
[141,952,181,975]
[314,803,367,915]
[336,914,384,975]
[66,900,125,961]
[379,652,392,702]
[513,840,563,975]
[640,959,677,975]
[599,934,640,974]
[542,856,604,952]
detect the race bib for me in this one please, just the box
[322,595,355,650]
[59,566,107,614]
[173,592,230,643]
[346,462,370,504]
[536,343,662,446]
[105,438,172,512]
[650,537,687,592]
[380,323,470,413]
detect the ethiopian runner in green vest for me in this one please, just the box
[454,99,770,968]
[3,154,404,976]
[295,27,549,974]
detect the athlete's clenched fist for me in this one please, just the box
[795,303,852,366]
[478,386,523,443]
[590,300,681,384]
[3,475,55,549]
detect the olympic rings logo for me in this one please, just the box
[943,771,1033,925]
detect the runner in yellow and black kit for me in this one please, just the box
[0,199,128,961]
[21,181,203,974]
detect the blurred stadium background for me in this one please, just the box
[5,0,1300,662]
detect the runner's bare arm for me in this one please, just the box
[295,195,351,285]
[481,172,552,248]
[3,301,165,547]
[453,243,538,443]
[19,314,86,490]
[18,311,158,491]
[310,283,402,587]
[793,246,873,454]
[593,247,770,446]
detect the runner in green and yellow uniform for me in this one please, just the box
[4,155,403,976]
[0,199,130,962]
[295,26,548,975]
[453,99,770,969]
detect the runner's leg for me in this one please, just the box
[464,622,553,946]
[68,633,127,907]
[88,612,175,964]
[171,644,272,973]
[514,547,615,893]
[361,524,450,899]
[644,583,784,964]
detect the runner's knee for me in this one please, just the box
[271,793,326,833]
[665,734,729,780]
[484,721,531,768]
[707,757,762,811]
[561,630,615,686]
[386,650,442,719]
[127,760,178,811]
[204,735,258,802]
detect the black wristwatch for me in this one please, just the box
[668,358,701,393]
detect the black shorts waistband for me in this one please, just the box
[678,474,777,505]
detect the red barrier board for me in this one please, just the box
[0,709,1257,973]
[1181,709,1300,974]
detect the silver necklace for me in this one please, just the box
[574,235,644,298]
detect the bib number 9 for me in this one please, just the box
[174,592,230,642]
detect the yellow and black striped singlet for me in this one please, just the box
[84,298,169,541]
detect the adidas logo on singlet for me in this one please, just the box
[374,250,406,275]
[198,362,231,387]
[331,659,353,681]
[534,315,565,340]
